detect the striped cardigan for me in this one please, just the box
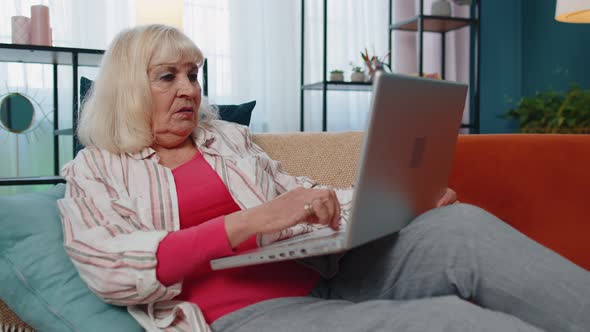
[58,120,353,332]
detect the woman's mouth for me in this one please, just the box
[174,106,195,119]
[176,106,194,114]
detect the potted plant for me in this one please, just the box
[504,85,590,134]
[361,48,391,81]
[329,69,344,82]
[350,65,366,82]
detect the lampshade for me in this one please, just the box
[136,0,183,29]
[555,0,590,23]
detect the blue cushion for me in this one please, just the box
[215,101,256,126]
[0,185,143,332]
[80,76,93,103]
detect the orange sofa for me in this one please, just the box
[449,134,590,271]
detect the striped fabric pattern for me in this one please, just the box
[58,120,353,332]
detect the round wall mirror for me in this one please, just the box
[0,93,35,133]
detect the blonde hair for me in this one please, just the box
[78,24,218,154]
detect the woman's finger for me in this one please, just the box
[449,188,457,203]
[302,200,316,223]
[323,193,337,228]
[436,188,457,207]
[323,190,339,229]
[311,197,330,226]
[436,191,449,208]
[329,189,340,230]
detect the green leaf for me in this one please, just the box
[504,85,590,134]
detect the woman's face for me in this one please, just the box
[148,60,202,147]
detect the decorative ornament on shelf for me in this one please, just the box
[412,72,442,80]
[350,64,366,82]
[0,85,53,140]
[431,0,473,17]
[329,70,344,82]
[431,0,452,16]
[555,0,590,23]
[361,48,390,81]
[11,16,30,44]
[10,5,52,46]
[30,5,51,46]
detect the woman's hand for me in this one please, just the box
[225,187,341,248]
[436,187,458,208]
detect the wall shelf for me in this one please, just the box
[391,15,476,33]
[0,43,104,186]
[0,176,65,186]
[300,1,480,133]
[390,1,481,133]
[0,43,103,66]
[299,0,392,131]
[1,44,210,187]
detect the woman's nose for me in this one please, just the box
[177,77,199,98]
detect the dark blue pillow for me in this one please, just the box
[80,76,93,105]
[75,77,95,155]
[215,101,256,126]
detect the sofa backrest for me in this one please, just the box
[253,131,363,188]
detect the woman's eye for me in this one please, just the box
[188,73,198,82]
[160,74,175,81]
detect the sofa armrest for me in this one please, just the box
[449,134,590,270]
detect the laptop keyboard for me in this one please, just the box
[262,226,346,249]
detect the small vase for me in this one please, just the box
[31,5,51,46]
[350,72,366,82]
[329,72,344,82]
[11,16,30,44]
[431,0,452,16]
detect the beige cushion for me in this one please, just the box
[253,131,363,188]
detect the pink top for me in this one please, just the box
[156,150,320,323]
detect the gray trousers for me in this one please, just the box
[211,204,590,332]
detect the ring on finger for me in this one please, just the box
[303,203,315,216]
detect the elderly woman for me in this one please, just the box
[58,25,589,332]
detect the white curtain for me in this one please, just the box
[302,0,391,132]
[1,0,470,194]
[184,0,302,133]
[184,0,391,133]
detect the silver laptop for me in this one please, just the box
[210,71,467,270]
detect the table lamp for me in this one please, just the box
[431,0,473,17]
[136,0,183,29]
[555,0,590,23]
